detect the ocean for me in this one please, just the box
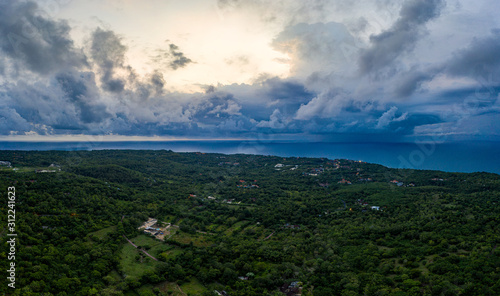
[0,140,499,174]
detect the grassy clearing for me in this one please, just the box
[136,284,155,295]
[156,281,186,296]
[224,220,248,236]
[417,260,430,274]
[206,224,220,232]
[120,241,159,278]
[172,231,212,247]
[130,234,162,247]
[180,278,207,295]
[160,247,183,261]
[214,224,227,233]
[129,234,169,258]
[89,226,116,239]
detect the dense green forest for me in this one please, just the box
[0,150,499,296]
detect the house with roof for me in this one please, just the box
[280,281,302,296]
[338,179,352,184]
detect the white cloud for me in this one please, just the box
[376,106,408,129]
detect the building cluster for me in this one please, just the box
[236,180,259,189]
[0,161,12,167]
[275,164,300,171]
[221,199,242,204]
[356,199,381,211]
[390,179,404,187]
[303,167,325,176]
[280,281,302,296]
[389,179,416,187]
[338,178,352,184]
[138,218,170,240]
[283,223,300,230]
[358,177,373,182]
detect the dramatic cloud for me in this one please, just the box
[272,22,361,77]
[376,106,409,129]
[445,29,500,80]
[257,109,286,129]
[0,107,32,135]
[55,71,110,124]
[359,0,444,75]
[0,1,87,75]
[90,28,130,93]
[392,68,439,97]
[0,0,498,142]
[190,94,242,125]
[295,90,349,120]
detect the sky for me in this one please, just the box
[0,0,499,142]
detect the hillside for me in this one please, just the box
[0,150,499,296]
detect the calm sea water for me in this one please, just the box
[0,141,499,174]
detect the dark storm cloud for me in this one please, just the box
[258,78,315,115]
[445,29,500,79]
[0,0,497,142]
[55,72,111,124]
[0,1,87,75]
[0,56,5,75]
[106,120,199,137]
[392,68,439,97]
[149,70,165,95]
[90,28,131,93]
[387,29,500,98]
[262,78,314,102]
[0,70,111,134]
[4,81,82,131]
[0,107,32,135]
[359,0,444,75]
[392,29,500,98]
[190,94,242,125]
[225,77,315,122]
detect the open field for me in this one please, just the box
[180,278,207,295]
[170,230,213,247]
[120,238,160,278]
[156,281,186,296]
[89,226,116,239]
